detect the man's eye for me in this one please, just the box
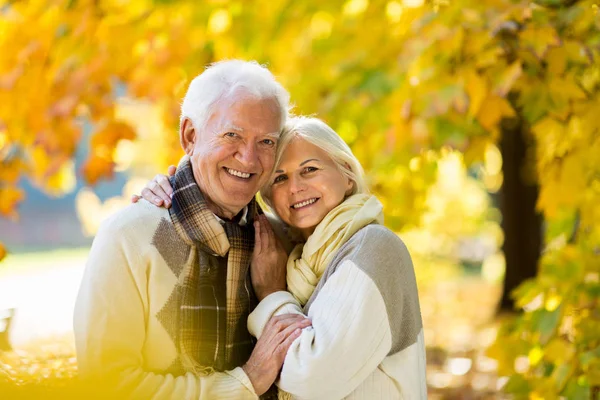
[261,139,275,146]
[273,175,287,184]
[224,132,237,138]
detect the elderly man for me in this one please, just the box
[74,60,310,399]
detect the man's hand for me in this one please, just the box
[131,165,176,208]
[251,215,288,301]
[243,314,311,396]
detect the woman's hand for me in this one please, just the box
[251,215,288,301]
[131,165,176,208]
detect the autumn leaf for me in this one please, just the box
[476,95,515,132]
[465,71,487,117]
[494,61,522,97]
[0,242,6,262]
[81,154,115,186]
[520,25,561,59]
[0,186,24,220]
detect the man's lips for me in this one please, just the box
[224,167,255,179]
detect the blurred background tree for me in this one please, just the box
[0,0,598,397]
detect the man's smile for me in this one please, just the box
[224,167,254,180]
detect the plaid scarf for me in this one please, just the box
[169,156,259,373]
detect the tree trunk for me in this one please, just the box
[498,122,542,311]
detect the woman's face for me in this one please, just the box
[270,138,353,239]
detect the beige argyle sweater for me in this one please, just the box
[73,200,258,399]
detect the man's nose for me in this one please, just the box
[235,142,259,169]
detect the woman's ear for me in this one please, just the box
[344,163,355,196]
[180,118,196,155]
[345,177,355,196]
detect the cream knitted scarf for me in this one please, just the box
[286,194,384,305]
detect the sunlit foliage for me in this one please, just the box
[0,0,599,396]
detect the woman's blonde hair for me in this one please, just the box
[260,116,368,208]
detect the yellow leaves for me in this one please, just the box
[84,121,136,185]
[336,120,359,144]
[545,338,575,363]
[0,158,27,185]
[494,61,522,97]
[310,12,334,40]
[208,9,232,35]
[386,1,404,23]
[546,47,568,76]
[528,346,544,366]
[343,0,369,17]
[0,186,24,220]
[465,71,487,116]
[82,154,115,186]
[90,121,136,150]
[520,25,560,58]
[548,77,587,107]
[46,160,76,197]
[0,242,6,262]
[537,153,588,218]
[402,0,425,8]
[476,95,515,134]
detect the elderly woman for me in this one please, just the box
[139,117,427,399]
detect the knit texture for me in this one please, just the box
[248,225,427,399]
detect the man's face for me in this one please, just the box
[185,93,282,218]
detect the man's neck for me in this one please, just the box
[204,198,240,221]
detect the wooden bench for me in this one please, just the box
[0,308,14,351]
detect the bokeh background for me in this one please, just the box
[0,0,599,398]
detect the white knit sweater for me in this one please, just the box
[248,225,427,400]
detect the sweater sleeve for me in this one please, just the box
[73,217,257,400]
[247,260,392,400]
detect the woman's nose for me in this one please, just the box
[289,174,307,194]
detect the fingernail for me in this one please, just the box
[295,328,302,334]
[154,198,161,204]
[169,192,173,199]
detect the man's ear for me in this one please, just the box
[180,118,196,155]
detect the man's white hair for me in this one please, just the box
[180,59,290,132]
[260,116,368,207]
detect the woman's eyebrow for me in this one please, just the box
[275,159,320,173]
[300,159,319,166]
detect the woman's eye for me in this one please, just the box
[303,166,318,173]
[273,175,287,184]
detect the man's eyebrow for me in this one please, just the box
[222,123,244,132]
